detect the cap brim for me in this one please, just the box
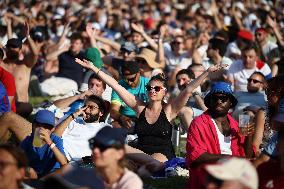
[205,165,238,181]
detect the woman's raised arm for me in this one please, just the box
[75,58,145,112]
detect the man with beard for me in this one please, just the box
[2,22,39,117]
[186,82,255,189]
[53,95,111,161]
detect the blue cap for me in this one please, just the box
[204,82,238,108]
[89,127,127,148]
[120,42,137,53]
[34,110,55,126]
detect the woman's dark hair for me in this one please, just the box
[176,69,195,80]
[149,73,168,89]
[0,144,28,168]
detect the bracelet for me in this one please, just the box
[49,143,56,149]
[192,92,200,97]
[96,68,101,75]
[71,113,76,119]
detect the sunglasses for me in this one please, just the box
[172,41,183,45]
[89,139,123,152]
[124,74,137,83]
[247,78,262,84]
[211,95,230,103]
[146,85,166,92]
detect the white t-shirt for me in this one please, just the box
[104,168,143,189]
[62,120,111,161]
[227,60,271,92]
[211,119,232,155]
[225,41,241,58]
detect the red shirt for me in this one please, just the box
[0,66,16,112]
[186,111,246,189]
[258,159,284,189]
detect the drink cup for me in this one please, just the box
[238,114,250,136]
[32,128,45,147]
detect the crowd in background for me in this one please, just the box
[1,0,284,189]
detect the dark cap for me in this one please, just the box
[121,61,140,75]
[6,38,22,49]
[34,110,55,127]
[89,127,127,149]
[31,27,47,42]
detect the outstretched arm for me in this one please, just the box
[75,59,145,113]
[166,64,227,121]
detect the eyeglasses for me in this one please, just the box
[124,74,137,83]
[247,78,262,84]
[211,95,229,103]
[121,49,133,55]
[89,139,123,152]
[86,105,100,111]
[0,161,17,169]
[146,85,166,92]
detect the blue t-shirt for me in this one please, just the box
[20,133,65,177]
[263,132,278,158]
[0,81,10,113]
[111,76,149,118]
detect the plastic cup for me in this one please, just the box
[238,114,250,136]
[32,128,45,147]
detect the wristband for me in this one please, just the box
[192,92,200,97]
[49,143,56,149]
[71,113,76,119]
[96,68,101,75]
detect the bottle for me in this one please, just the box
[32,128,45,147]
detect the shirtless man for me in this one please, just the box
[2,21,39,117]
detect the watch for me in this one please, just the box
[192,92,200,97]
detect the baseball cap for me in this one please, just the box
[89,127,127,150]
[121,61,140,75]
[6,38,22,49]
[204,82,238,108]
[34,110,55,126]
[238,30,254,41]
[85,47,103,69]
[31,27,46,42]
[205,157,258,189]
[120,42,137,53]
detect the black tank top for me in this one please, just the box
[134,107,175,159]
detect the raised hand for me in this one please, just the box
[267,16,277,28]
[207,64,228,73]
[75,58,95,70]
[159,25,168,38]
[131,23,144,34]
[3,14,12,25]
[86,23,95,37]
[39,128,52,145]
[24,20,30,37]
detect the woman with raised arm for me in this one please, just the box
[75,58,225,161]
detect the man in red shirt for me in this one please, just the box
[0,48,16,112]
[186,82,255,189]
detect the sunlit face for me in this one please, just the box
[92,147,124,168]
[132,32,143,45]
[242,49,257,69]
[70,39,83,54]
[88,78,105,97]
[247,74,264,93]
[255,31,266,43]
[123,72,140,88]
[120,49,136,61]
[176,74,191,91]
[171,37,184,54]
[0,149,23,189]
[83,100,102,123]
[146,80,167,101]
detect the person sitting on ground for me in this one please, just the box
[89,126,143,189]
[186,82,255,189]
[204,157,258,189]
[20,110,67,178]
[75,58,225,162]
[54,95,111,161]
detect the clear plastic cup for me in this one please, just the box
[32,128,45,147]
[238,114,250,136]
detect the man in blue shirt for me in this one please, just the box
[111,61,149,129]
[20,110,67,178]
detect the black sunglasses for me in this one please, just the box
[124,74,137,83]
[89,139,123,152]
[247,78,262,84]
[146,85,166,92]
[211,95,230,103]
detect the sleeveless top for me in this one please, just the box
[134,107,175,159]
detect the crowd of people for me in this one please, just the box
[1,0,284,189]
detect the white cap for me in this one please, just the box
[205,158,258,189]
